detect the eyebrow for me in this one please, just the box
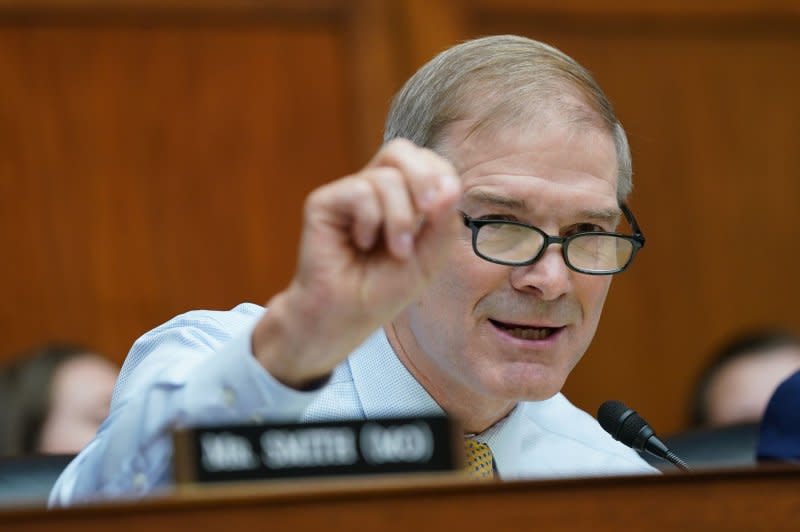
[463,190,528,211]
[464,190,621,223]
[577,207,622,224]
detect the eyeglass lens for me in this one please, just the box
[475,222,633,272]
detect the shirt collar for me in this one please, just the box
[348,327,531,477]
[348,328,445,419]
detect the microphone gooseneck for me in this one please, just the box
[598,400,691,472]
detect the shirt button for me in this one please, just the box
[222,387,236,408]
[133,473,147,491]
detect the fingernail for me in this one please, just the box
[396,232,413,258]
[420,189,436,208]
[440,174,460,194]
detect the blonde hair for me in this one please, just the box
[384,35,632,200]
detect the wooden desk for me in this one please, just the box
[2,468,799,531]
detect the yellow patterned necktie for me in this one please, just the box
[464,438,495,480]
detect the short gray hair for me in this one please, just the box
[384,35,632,201]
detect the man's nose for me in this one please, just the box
[508,246,571,300]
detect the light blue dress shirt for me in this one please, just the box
[49,303,656,506]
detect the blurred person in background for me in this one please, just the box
[689,330,800,429]
[0,344,118,456]
[757,369,800,462]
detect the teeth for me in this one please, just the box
[506,327,551,340]
[490,319,558,341]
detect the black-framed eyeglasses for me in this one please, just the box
[460,204,646,275]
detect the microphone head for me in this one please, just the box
[598,400,684,467]
[597,400,649,448]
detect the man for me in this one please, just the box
[50,34,655,505]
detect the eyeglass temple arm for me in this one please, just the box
[621,203,645,247]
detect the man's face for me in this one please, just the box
[392,118,620,411]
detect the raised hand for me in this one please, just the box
[252,139,461,388]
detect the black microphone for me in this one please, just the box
[597,400,691,472]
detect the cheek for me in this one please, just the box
[424,255,508,327]
[409,256,503,344]
[575,276,612,324]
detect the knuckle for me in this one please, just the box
[386,137,415,152]
[369,167,403,187]
[304,175,371,215]
[422,147,456,175]
[349,176,374,199]
[382,138,420,165]
[304,186,327,212]
[439,157,458,177]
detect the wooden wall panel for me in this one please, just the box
[0,1,402,365]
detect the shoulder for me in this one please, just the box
[113,303,265,406]
[129,303,264,356]
[141,303,265,342]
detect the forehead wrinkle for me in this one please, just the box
[463,190,528,211]
[463,190,621,229]
[465,190,619,218]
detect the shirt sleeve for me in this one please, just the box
[48,304,325,506]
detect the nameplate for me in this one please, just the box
[173,416,461,484]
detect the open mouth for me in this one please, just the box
[489,319,563,341]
